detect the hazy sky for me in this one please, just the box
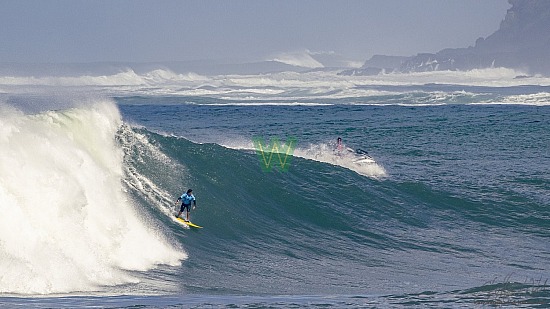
[1,0,511,63]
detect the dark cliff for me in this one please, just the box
[348,0,550,76]
[402,0,550,75]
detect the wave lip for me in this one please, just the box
[0,100,186,295]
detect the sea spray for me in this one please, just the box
[219,137,387,178]
[0,99,186,294]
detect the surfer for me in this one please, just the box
[336,137,356,155]
[336,137,344,155]
[175,189,196,222]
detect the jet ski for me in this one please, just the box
[352,148,376,164]
[336,147,376,164]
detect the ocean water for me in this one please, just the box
[0,69,549,308]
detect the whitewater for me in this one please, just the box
[0,68,549,307]
[0,100,185,295]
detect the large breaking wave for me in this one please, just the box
[0,100,185,294]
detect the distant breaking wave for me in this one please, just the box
[1,68,550,106]
[271,50,325,69]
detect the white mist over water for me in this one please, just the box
[0,99,186,294]
[2,67,550,103]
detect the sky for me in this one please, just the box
[0,0,511,64]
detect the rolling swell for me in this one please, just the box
[127,127,550,295]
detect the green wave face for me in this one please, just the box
[123,126,550,296]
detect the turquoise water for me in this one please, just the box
[1,78,549,307]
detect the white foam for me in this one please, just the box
[472,92,550,106]
[206,102,333,106]
[0,69,211,89]
[0,100,186,294]
[293,143,387,179]
[118,125,187,220]
[2,67,550,105]
[218,138,387,179]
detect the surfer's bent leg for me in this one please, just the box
[180,204,190,221]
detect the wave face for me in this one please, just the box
[120,119,550,296]
[3,95,548,300]
[0,100,185,294]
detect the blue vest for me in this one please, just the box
[180,193,195,205]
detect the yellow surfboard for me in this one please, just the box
[175,217,203,228]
